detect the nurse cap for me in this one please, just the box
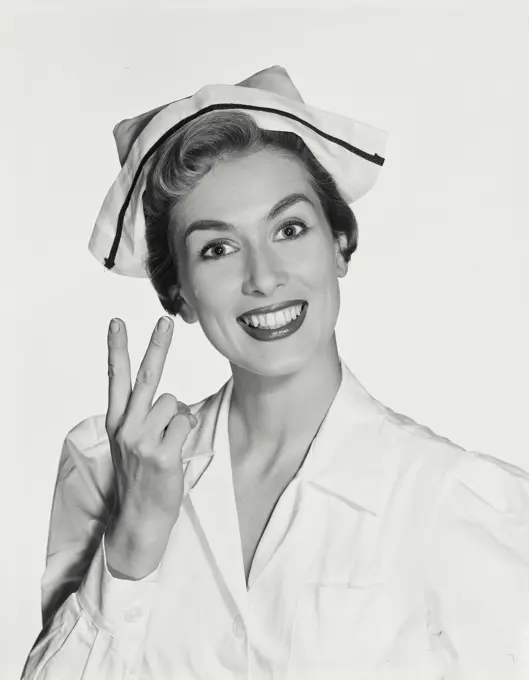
[89,64,387,278]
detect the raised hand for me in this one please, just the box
[104,316,196,579]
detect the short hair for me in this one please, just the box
[143,110,359,316]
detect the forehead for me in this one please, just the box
[173,149,319,228]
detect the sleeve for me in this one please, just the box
[424,450,529,679]
[21,416,162,680]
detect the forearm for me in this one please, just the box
[104,502,177,580]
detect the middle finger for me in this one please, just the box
[126,316,174,419]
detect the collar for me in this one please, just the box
[297,361,405,516]
[182,359,405,517]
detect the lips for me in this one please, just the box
[237,301,308,342]
[237,299,307,322]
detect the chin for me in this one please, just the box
[231,338,329,379]
[241,355,308,378]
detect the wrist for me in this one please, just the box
[105,511,175,580]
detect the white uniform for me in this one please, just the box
[22,360,529,679]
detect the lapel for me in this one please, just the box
[183,379,248,615]
[298,359,408,518]
[280,361,414,587]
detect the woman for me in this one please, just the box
[22,65,529,679]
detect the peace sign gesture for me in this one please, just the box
[104,316,196,580]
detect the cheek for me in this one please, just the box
[302,244,342,319]
[296,239,339,289]
[187,266,236,319]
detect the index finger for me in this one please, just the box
[126,316,174,419]
[106,318,132,435]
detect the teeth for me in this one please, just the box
[274,311,287,327]
[242,304,304,329]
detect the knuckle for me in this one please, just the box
[115,425,133,448]
[150,334,167,349]
[114,428,126,447]
[108,333,126,349]
[172,412,193,432]
[157,455,176,473]
[159,393,178,411]
[135,367,157,385]
[134,436,156,458]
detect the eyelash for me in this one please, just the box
[198,219,309,261]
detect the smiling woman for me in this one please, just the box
[21,66,529,680]
[143,123,355,377]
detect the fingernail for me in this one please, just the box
[110,319,120,333]
[157,317,171,332]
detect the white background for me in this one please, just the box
[4,0,528,675]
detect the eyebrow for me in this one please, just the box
[183,192,315,243]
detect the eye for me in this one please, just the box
[199,239,238,261]
[275,219,308,241]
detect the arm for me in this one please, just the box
[20,417,161,680]
[22,315,196,679]
[424,451,529,679]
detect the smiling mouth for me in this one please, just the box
[238,302,307,330]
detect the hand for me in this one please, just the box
[104,316,197,579]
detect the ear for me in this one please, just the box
[334,235,349,278]
[167,285,198,324]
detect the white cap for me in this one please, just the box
[89,65,387,278]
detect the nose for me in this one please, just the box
[241,244,288,297]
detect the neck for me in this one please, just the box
[228,335,343,473]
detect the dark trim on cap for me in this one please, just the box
[104,102,386,270]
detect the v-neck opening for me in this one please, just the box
[200,361,346,596]
[225,412,322,593]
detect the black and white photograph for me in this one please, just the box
[6,0,529,678]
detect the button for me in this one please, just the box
[124,606,142,623]
[232,615,246,639]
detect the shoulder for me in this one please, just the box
[435,448,529,520]
[374,396,529,545]
[373,398,529,515]
[425,447,529,589]
[381,400,465,456]
[372,399,468,487]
